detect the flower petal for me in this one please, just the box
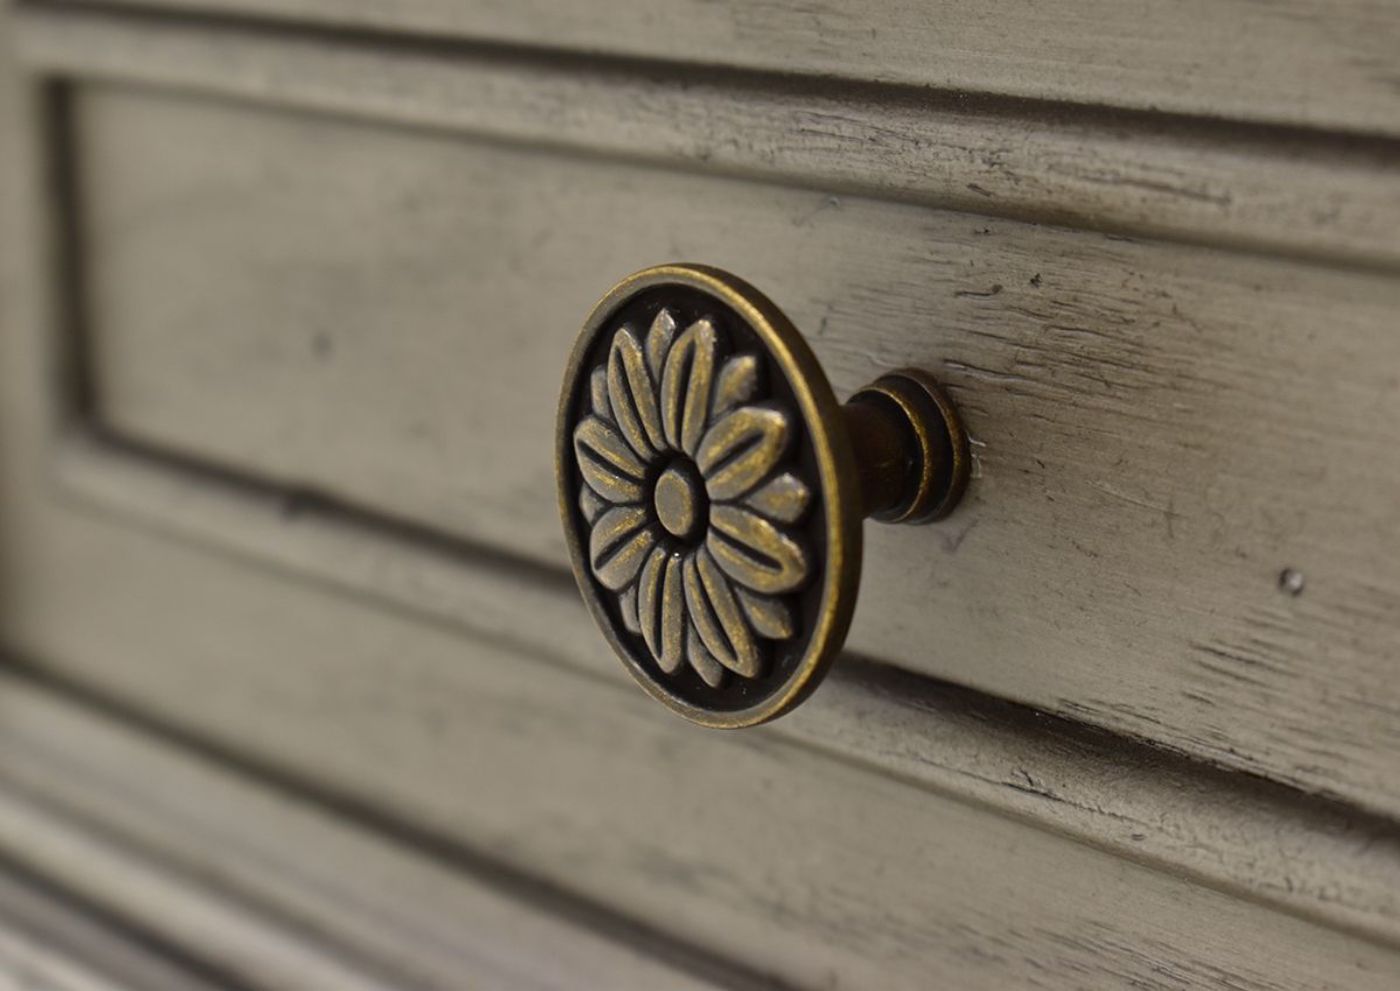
[574,415,646,504]
[589,506,656,590]
[589,366,611,420]
[684,548,762,679]
[608,326,667,457]
[619,584,642,634]
[736,586,795,639]
[638,547,686,674]
[661,317,718,456]
[696,405,791,502]
[686,623,726,688]
[645,308,678,382]
[712,353,759,418]
[707,505,810,595]
[578,485,607,525]
[744,472,811,524]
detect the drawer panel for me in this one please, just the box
[36,0,1400,137]
[71,86,1400,814]
[18,6,1400,271]
[2,508,1400,990]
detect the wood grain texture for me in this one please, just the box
[30,0,1400,138]
[0,791,409,991]
[0,677,744,991]
[15,5,1400,270]
[0,932,133,991]
[7,99,1400,973]
[6,64,1400,965]
[5,9,1400,989]
[50,430,1400,951]
[10,321,1400,986]
[64,86,1400,821]
[3,514,1400,989]
[0,870,222,991]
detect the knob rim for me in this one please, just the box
[556,263,863,728]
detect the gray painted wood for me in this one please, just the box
[0,870,222,991]
[5,4,1400,989]
[49,430,1400,952]
[0,791,406,991]
[4,530,1400,989]
[0,673,741,991]
[34,0,1400,137]
[15,5,1400,270]
[63,85,1400,821]
[7,151,1400,980]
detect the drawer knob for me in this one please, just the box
[557,264,969,727]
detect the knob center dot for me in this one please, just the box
[653,460,707,542]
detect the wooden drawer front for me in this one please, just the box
[67,84,1400,815]
[36,0,1400,137]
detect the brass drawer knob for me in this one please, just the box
[557,264,969,727]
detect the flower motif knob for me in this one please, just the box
[557,264,969,727]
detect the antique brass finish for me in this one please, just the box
[847,372,970,524]
[653,461,706,541]
[557,264,969,727]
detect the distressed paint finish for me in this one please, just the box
[3,583,1400,988]
[3,2,1400,987]
[0,676,739,991]
[15,7,1400,270]
[33,0,1400,136]
[64,87,1400,819]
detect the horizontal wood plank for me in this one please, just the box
[62,86,1400,821]
[0,794,404,991]
[0,870,221,991]
[47,430,1400,953]
[0,49,735,991]
[3,525,1400,988]
[29,0,1400,138]
[14,5,1400,270]
[8,110,1400,965]
[9,254,1400,983]
[0,674,743,991]
[7,18,1400,987]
